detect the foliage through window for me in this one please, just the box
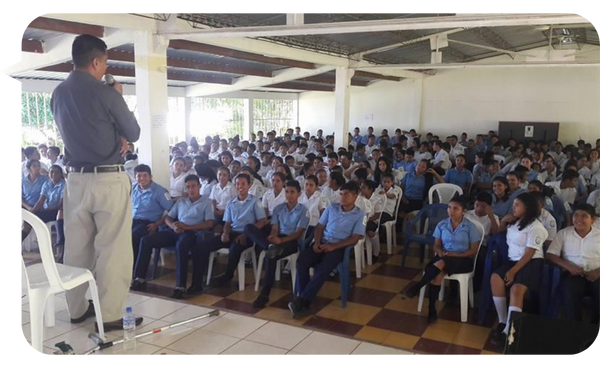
[253,99,295,137]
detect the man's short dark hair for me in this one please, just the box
[72,34,108,68]
[327,152,339,161]
[405,148,415,156]
[354,168,368,180]
[562,169,579,182]
[236,173,252,185]
[476,192,493,206]
[24,146,38,158]
[340,181,360,195]
[286,180,301,192]
[573,203,597,217]
[134,164,152,175]
[184,174,200,184]
[48,146,60,156]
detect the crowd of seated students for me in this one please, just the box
[22,127,600,332]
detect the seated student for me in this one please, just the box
[466,192,500,238]
[208,142,220,161]
[262,172,287,219]
[433,140,452,172]
[587,188,600,221]
[195,163,218,198]
[378,173,401,222]
[404,195,483,323]
[210,167,236,228]
[284,156,298,177]
[231,146,246,166]
[239,166,266,200]
[22,146,49,177]
[246,156,261,177]
[21,159,50,240]
[492,177,515,218]
[170,157,187,199]
[546,169,580,211]
[476,159,501,193]
[529,191,558,249]
[339,152,359,180]
[368,149,382,172]
[414,142,433,163]
[299,174,329,238]
[315,168,329,191]
[539,155,560,183]
[360,180,385,262]
[528,180,555,212]
[130,164,174,264]
[490,192,548,346]
[247,180,310,308]
[47,146,66,173]
[373,157,393,187]
[258,152,272,178]
[265,156,284,187]
[472,152,486,181]
[507,171,527,197]
[296,162,315,188]
[400,160,432,214]
[395,148,417,173]
[289,182,366,318]
[562,160,589,201]
[546,203,599,324]
[353,143,368,163]
[442,154,473,194]
[229,160,242,179]
[322,171,345,205]
[202,174,268,288]
[131,175,215,299]
[277,163,294,182]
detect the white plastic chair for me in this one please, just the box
[383,188,403,255]
[254,217,312,292]
[428,183,463,204]
[21,210,105,352]
[417,220,485,322]
[364,196,387,266]
[206,246,257,291]
[22,221,57,252]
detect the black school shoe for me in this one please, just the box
[130,279,147,291]
[210,274,232,288]
[252,294,269,308]
[266,244,285,259]
[491,332,507,348]
[171,288,186,299]
[288,297,312,319]
[492,323,507,339]
[70,300,95,324]
[186,284,204,297]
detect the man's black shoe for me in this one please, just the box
[171,288,186,299]
[130,279,147,291]
[427,312,438,324]
[253,294,269,308]
[70,300,95,324]
[95,317,143,333]
[266,245,285,259]
[186,284,204,297]
[210,275,231,288]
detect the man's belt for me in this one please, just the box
[70,165,125,173]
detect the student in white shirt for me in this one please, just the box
[316,168,329,191]
[378,173,400,225]
[414,142,433,163]
[299,175,329,230]
[433,140,451,172]
[321,171,345,205]
[208,142,221,161]
[546,170,580,209]
[47,146,66,173]
[240,167,266,200]
[361,180,385,262]
[262,172,287,218]
[546,203,600,324]
[232,146,247,166]
[170,157,187,198]
[22,146,49,177]
[490,192,548,347]
[210,167,236,233]
[466,192,500,238]
[530,191,558,249]
[587,188,600,216]
[195,163,218,198]
[265,156,284,188]
[258,152,272,178]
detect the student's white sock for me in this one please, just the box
[503,306,522,334]
[370,235,381,257]
[493,297,508,324]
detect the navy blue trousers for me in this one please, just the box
[296,245,345,302]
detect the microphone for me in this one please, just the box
[104,74,115,86]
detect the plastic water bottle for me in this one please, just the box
[123,307,136,352]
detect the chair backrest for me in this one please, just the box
[422,203,449,236]
[393,187,403,218]
[377,195,388,225]
[429,183,463,204]
[471,219,486,274]
[22,209,62,289]
[467,172,475,197]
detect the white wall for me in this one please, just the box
[298,48,600,144]
[299,78,423,136]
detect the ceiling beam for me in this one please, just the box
[267,82,334,92]
[28,17,104,38]
[169,39,316,69]
[354,71,402,82]
[185,64,336,97]
[356,60,600,70]
[469,27,517,54]
[359,28,465,56]
[44,13,158,31]
[447,39,537,57]
[159,14,588,39]
[298,74,369,87]
[107,49,273,77]
[37,62,234,85]
[22,39,44,53]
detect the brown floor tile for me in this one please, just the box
[437,303,496,328]
[316,281,342,299]
[141,283,176,298]
[203,283,241,298]
[254,307,310,326]
[384,293,445,316]
[271,279,294,291]
[361,262,383,275]
[354,326,392,344]
[481,350,501,355]
[226,288,262,303]
[413,337,450,354]
[371,264,423,280]
[422,320,463,344]
[148,272,179,287]
[303,316,337,331]
[344,287,396,308]
[269,294,334,315]
[316,301,382,325]
[186,293,223,307]
[367,309,430,337]
[213,298,260,315]
[355,274,410,293]
[327,320,364,337]
[383,331,420,351]
[452,323,492,350]
[445,344,482,355]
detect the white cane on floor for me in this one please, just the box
[54,309,220,355]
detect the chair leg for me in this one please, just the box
[365,237,373,266]
[290,254,297,294]
[439,280,445,301]
[275,260,281,281]
[468,277,475,308]
[206,252,215,286]
[459,278,469,323]
[386,225,392,255]
[44,294,55,328]
[255,251,265,292]
[28,291,45,352]
[151,248,160,280]
[354,242,362,279]
[238,253,245,291]
[88,279,105,340]
[417,285,426,312]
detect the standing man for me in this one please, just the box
[50,34,141,331]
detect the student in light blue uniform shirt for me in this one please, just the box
[443,154,473,193]
[396,148,418,174]
[289,181,366,319]
[131,175,215,299]
[403,195,482,323]
[22,159,49,211]
[201,174,268,290]
[246,180,310,308]
[130,164,175,263]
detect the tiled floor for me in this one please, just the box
[22,240,504,355]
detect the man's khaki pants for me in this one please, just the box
[64,170,133,322]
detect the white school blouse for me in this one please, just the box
[547,227,600,270]
[299,190,329,227]
[506,219,548,261]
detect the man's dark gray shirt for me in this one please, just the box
[50,70,140,167]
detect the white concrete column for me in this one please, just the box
[184,97,192,143]
[134,31,170,189]
[410,78,424,132]
[334,66,354,149]
[243,98,254,140]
